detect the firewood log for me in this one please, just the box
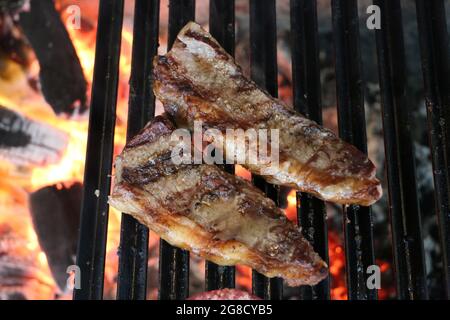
[29,183,81,291]
[0,105,67,166]
[18,0,87,115]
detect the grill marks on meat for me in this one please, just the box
[152,22,382,206]
[109,114,328,286]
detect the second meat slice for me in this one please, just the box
[109,114,328,286]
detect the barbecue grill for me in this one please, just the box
[72,0,450,300]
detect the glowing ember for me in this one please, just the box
[328,232,347,300]
[235,164,252,181]
[236,265,252,291]
[284,189,297,222]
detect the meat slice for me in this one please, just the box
[152,22,382,206]
[188,289,261,300]
[109,114,327,286]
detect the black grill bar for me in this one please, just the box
[249,0,283,300]
[374,0,428,299]
[331,0,377,300]
[158,0,195,300]
[73,0,124,300]
[415,0,450,298]
[209,0,235,57]
[205,0,236,291]
[290,0,330,300]
[116,0,160,300]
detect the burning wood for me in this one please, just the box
[0,181,56,300]
[0,224,55,300]
[29,183,81,291]
[0,105,67,166]
[0,0,406,300]
[18,0,87,115]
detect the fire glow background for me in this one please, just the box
[1,0,447,299]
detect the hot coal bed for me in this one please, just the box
[0,0,449,300]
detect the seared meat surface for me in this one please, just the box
[109,114,327,286]
[153,22,382,206]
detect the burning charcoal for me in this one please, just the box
[18,0,87,115]
[0,105,67,166]
[29,182,82,291]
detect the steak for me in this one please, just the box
[152,22,382,206]
[109,114,327,286]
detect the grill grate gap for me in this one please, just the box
[158,0,195,301]
[331,0,377,300]
[290,0,331,301]
[116,0,161,300]
[249,0,283,300]
[204,0,237,292]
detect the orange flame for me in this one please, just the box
[0,1,132,299]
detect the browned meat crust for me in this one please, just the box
[109,114,328,286]
[152,22,382,206]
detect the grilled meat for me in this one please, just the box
[109,114,328,286]
[188,289,261,300]
[152,22,382,206]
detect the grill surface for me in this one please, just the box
[415,0,450,298]
[374,0,427,299]
[73,0,450,300]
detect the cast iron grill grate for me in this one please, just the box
[73,0,450,300]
